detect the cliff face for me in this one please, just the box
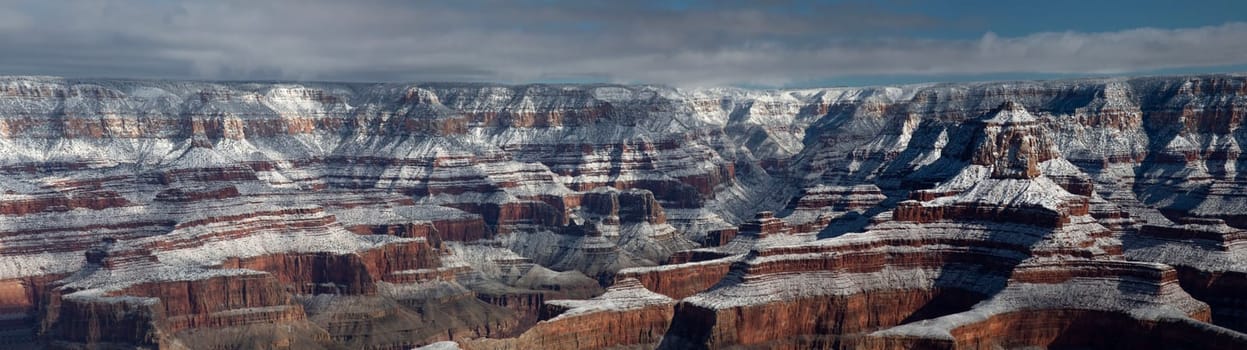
[0,74,1245,349]
[656,102,1216,350]
[458,278,675,350]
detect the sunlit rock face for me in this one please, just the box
[0,74,1245,349]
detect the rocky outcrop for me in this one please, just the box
[0,275,60,349]
[783,184,886,232]
[456,278,675,350]
[1127,218,1247,332]
[700,228,738,247]
[220,239,441,295]
[615,253,740,300]
[303,282,524,349]
[968,101,1060,179]
[43,267,322,349]
[580,188,670,225]
[38,237,317,348]
[864,260,1227,350]
[659,235,1016,349]
[735,211,791,239]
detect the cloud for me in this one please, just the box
[0,0,1245,86]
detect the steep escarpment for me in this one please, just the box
[0,74,1246,349]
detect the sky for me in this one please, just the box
[1,0,1245,87]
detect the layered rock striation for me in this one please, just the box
[0,74,1245,348]
[659,102,1237,349]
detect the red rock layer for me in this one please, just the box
[347,221,434,237]
[700,228,737,247]
[463,305,671,350]
[785,185,886,212]
[615,256,737,300]
[666,288,986,349]
[0,192,131,216]
[148,164,260,185]
[42,295,163,348]
[460,279,675,350]
[141,206,341,252]
[43,273,303,348]
[431,216,491,242]
[580,188,670,226]
[448,201,566,235]
[579,190,620,220]
[1139,220,1247,244]
[782,184,887,232]
[866,311,1246,350]
[349,214,491,244]
[221,240,440,295]
[0,276,61,348]
[893,198,1088,227]
[658,234,1021,348]
[118,274,303,332]
[473,290,546,330]
[153,186,242,202]
[737,211,790,238]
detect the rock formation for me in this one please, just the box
[0,74,1245,349]
[455,278,675,350]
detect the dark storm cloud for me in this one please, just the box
[1,0,1245,86]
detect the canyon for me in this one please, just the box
[0,74,1243,349]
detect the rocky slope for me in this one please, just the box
[0,74,1244,349]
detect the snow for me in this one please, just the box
[413,341,463,350]
[873,260,1205,340]
[981,103,1037,124]
[617,253,743,275]
[545,278,672,320]
[923,165,1083,212]
[0,75,1244,346]
[685,263,1000,309]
